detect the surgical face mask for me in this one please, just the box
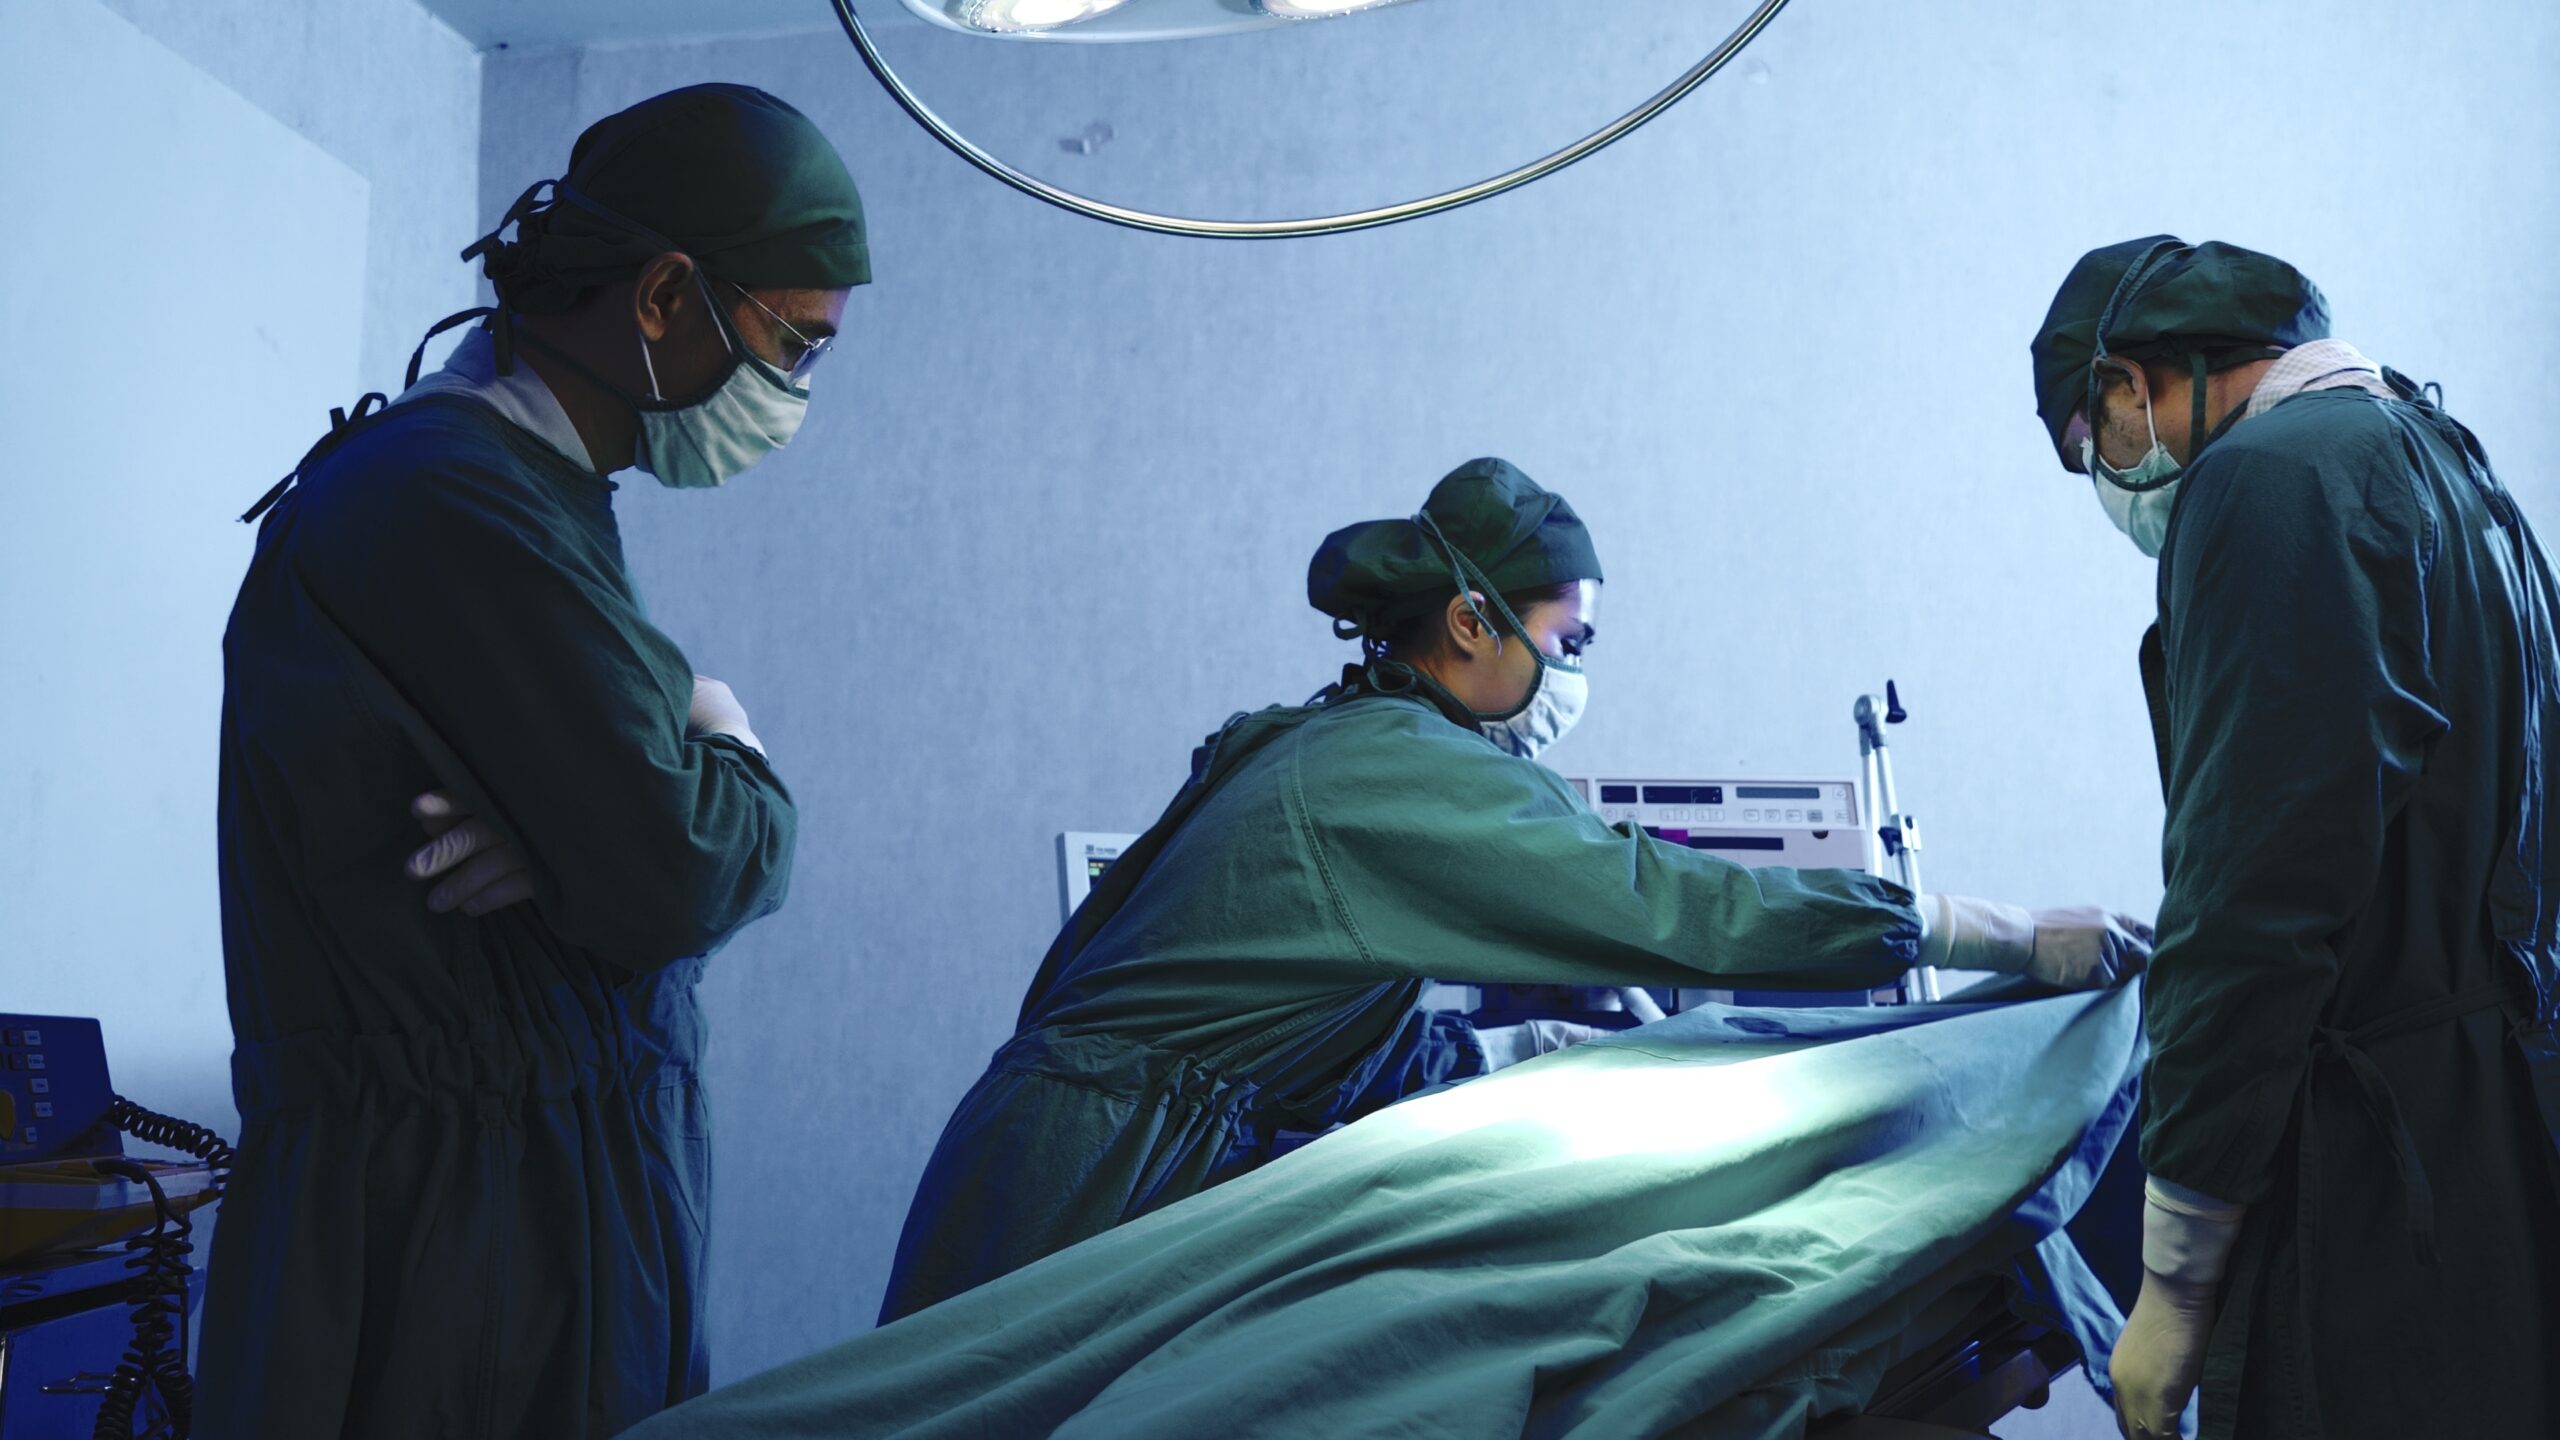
[633,280,811,490]
[2081,387,2184,559]
[1473,639,1589,760]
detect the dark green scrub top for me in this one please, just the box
[880,681,1921,1322]
[199,394,796,1439]
[2140,385,2560,1439]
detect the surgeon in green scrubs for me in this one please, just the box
[2029,237,2560,1440]
[202,86,866,1438]
[878,457,2152,1323]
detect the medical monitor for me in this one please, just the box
[1567,776,1868,873]
[1057,831,1140,925]
[1558,776,1902,1008]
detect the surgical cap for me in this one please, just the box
[471,83,870,317]
[1308,458,1603,635]
[2029,235,2328,460]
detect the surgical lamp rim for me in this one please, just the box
[830,0,1795,240]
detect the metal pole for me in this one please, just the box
[1858,688,1939,1004]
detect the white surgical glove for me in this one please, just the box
[688,675,768,757]
[2111,1180,2246,1440]
[406,790,536,917]
[2111,1273,2214,1440]
[1921,895,2151,990]
[1475,1020,1608,1070]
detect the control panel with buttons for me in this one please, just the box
[0,1016,118,1162]
[1556,781,1909,1008]
[1565,777,1868,872]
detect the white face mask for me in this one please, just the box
[2091,469,2180,558]
[1477,647,1588,760]
[632,274,812,489]
[2081,387,2184,559]
[635,351,809,490]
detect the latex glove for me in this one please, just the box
[406,791,535,916]
[2026,903,2153,990]
[2111,1179,2245,1439]
[1475,1020,1609,1070]
[2111,1271,2216,1439]
[689,675,767,757]
[1922,895,2151,990]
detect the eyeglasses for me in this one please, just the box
[726,283,834,387]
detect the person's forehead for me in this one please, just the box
[1562,579,1601,625]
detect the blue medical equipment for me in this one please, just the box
[0,1015,232,1439]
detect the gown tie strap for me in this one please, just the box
[2309,981,2516,1265]
[237,391,392,524]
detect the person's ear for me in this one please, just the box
[2098,358,2150,411]
[1445,591,1495,659]
[631,251,698,343]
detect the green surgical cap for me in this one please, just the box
[2029,235,2328,461]
[471,83,869,316]
[1308,458,1603,635]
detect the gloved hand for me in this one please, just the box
[689,675,767,757]
[2111,1179,2245,1439]
[1923,895,2152,990]
[1475,1020,1609,1070]
[406,791,535,917]
[2026,904,2154,990]
[2111,1271,2215,1439]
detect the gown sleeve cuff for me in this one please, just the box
[697,730,776,768]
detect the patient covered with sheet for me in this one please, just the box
[628,986,2140,1439]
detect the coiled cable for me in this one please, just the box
[90,1099,235,1440]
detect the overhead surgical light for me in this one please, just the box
[1253,0,1422,18]
[847,0,1796,238]
[943,0,1131,32]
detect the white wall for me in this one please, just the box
[0,0,477,1222]
[477,0,2560,1381]
[93,0,484,391]
[0,0,357,1135]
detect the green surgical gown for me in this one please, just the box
[198,394,796,1438]
[880,684,1921,1321]
[2140,387,2560,1438]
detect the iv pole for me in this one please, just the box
[1858,681,1941,1003]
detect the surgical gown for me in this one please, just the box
[198,393,797,1438]
[880,685,1922,1321]
[2140,386,2560,1438]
